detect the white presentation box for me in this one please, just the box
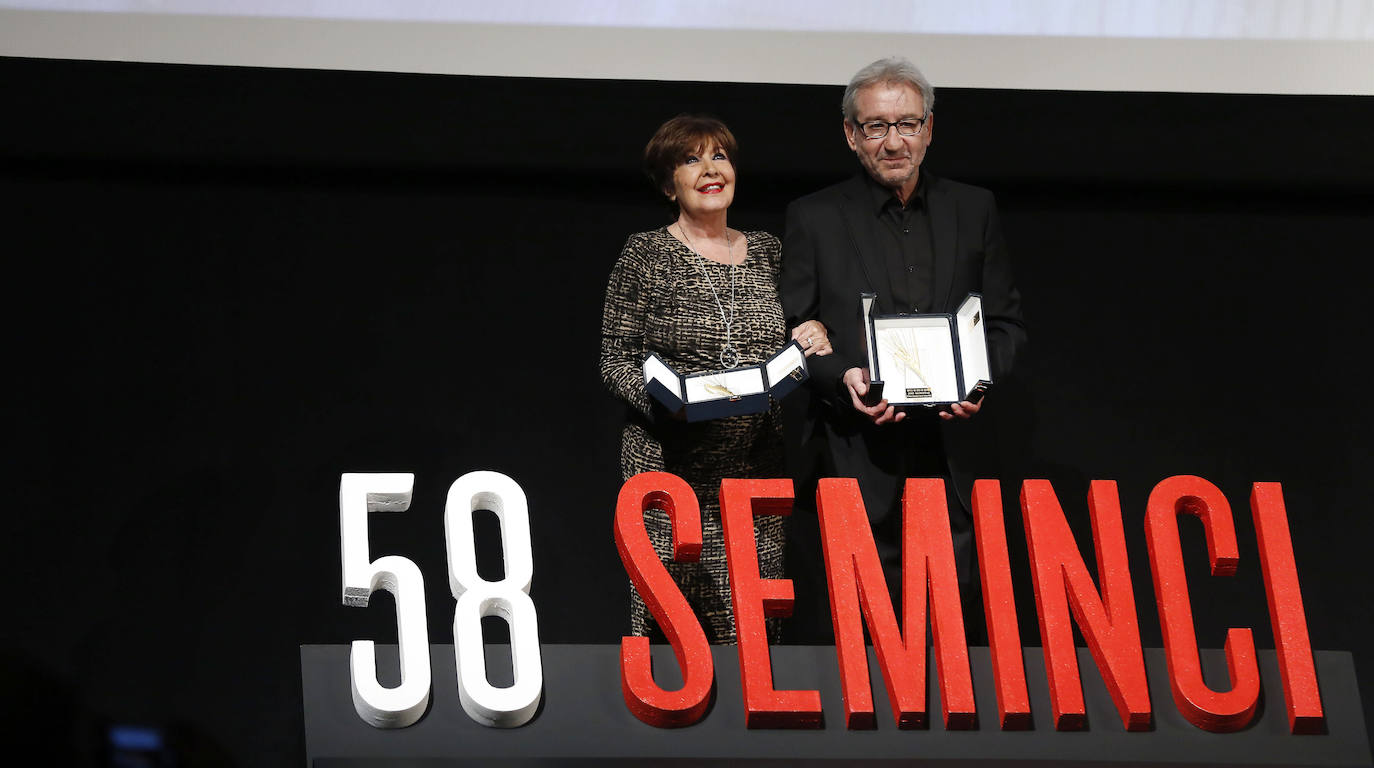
[860,292,991,407]
[643,341,809,422]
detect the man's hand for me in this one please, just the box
[843,367,905,425]
[939,398,982,421]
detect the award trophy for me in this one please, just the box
[643,341,809,422]
[860,292,991,407]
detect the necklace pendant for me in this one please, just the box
[720,344,740,369]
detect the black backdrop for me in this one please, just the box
[4,55,1373,766]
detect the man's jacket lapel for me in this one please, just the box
[926,174,959,313]
[837,177,894,313]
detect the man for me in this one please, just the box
[781,56,1026,643]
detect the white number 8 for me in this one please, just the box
[445,471,543,728]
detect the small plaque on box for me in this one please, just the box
[860,293,991,407]
[642,342,809,422]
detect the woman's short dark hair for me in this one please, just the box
[643,114,738,199]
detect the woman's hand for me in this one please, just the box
[791,320,833,357]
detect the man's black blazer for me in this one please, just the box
[780,172,1027,472]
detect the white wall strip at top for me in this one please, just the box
[2,4,1373,95]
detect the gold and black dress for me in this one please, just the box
[599,227,786,644]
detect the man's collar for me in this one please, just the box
[861,169,929,214]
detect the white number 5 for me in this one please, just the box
[339,473,431,728]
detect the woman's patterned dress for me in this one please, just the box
[600,227,787,643]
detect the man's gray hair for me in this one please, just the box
[841,56,934,121]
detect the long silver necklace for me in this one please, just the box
[676,223,739,369]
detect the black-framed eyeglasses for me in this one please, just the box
[854,115,930,140]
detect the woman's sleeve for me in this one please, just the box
[763,231,783,283]
[599,235,656,418]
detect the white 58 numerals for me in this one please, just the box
[339,471,543,730]
[446,471,543,728]
[339,473,431,728]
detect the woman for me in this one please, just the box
[599,114,831,643]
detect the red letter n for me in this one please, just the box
[1022,479,1151,730]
